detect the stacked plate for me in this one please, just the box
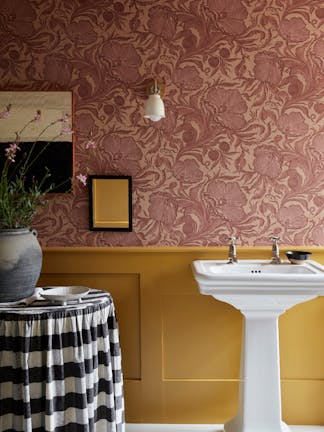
[41,286,90,305]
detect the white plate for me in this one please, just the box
[41,286,90,304]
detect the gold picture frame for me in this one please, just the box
[89,175,132,231]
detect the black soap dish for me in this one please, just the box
[285,250,312,264]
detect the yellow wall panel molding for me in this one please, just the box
[40,247,324,424]
[38,272,142,381]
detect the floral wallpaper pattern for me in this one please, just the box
[1,0,324,246]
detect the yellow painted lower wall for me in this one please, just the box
[39,246,324,425]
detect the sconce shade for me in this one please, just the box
[144,94,165,122]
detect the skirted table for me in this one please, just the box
[0,289,125,432]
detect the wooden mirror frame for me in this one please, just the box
[89,175,132,231]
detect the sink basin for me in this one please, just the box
[192,259,324,432]
[197,260,319,274]
[193,259,324,297]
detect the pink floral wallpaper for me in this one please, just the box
[1,0,324,246]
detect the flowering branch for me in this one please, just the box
[0,104,11,119]
[76,131,97,187]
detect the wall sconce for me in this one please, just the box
[144,79,165,122]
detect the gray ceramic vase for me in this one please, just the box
[0,228,42,302]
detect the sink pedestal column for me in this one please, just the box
[224,309,289,432]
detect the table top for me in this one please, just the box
[0,288,111,318]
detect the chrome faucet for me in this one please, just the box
[228,236,238,264]
[270,236,281,264]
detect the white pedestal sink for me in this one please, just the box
[192,259,324,432]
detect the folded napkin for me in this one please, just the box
[0,287,44,307]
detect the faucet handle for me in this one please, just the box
[270,236,280,243]
[228,236,238,244]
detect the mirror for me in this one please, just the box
[89,175,132,231]
[0,91,73,192]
